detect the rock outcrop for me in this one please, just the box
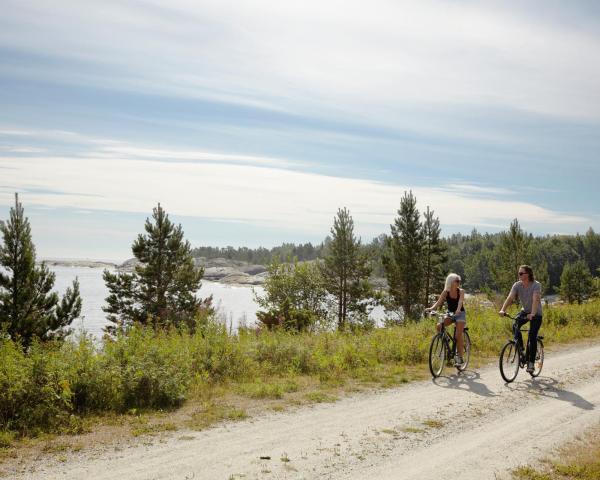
[116,257,268,285]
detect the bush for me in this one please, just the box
[2,301,600,437]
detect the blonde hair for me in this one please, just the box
[444,273,461,291]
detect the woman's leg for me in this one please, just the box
[436,317,453,332]
[455,321,465,358]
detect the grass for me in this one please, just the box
[512,423,600,480]
[0,432,14,450]
[1,300,600,458]
[422,419,445,429]
[401,426,425,434]
[187,403,248,431]
[303,392,338,403]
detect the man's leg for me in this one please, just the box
[528,315,542,363]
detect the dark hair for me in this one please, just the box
[519,265,534,282]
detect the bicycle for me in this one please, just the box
[498,312,544,383]
[428,311,471,378]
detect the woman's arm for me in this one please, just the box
[426,291,446,311]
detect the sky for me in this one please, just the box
[1,0,599,261]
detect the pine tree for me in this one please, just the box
[0,194,81,344]
[491,219,531,293]
[583,227,600,275]
[103,203,207,332]
[320,208,372,330]
[559,260,594,304]
[383,191,424,321]
[422,206,447,305]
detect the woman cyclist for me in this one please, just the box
[499,265,543,373]
[425,273,466,366]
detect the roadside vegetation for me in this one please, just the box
[1,191,600,456]
[513,422,600,480]
[1,299,600,446]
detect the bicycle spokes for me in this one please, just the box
[499,341,520,383]
[429,334,446,378]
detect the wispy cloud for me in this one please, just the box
[90,145,308,169]
[2,0,600,123]
[442,184,515,196]
[0,144,590,237]
[0,0,599,256]
[0,146,46,153]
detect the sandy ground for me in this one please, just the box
[14,342,600,480]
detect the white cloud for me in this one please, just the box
[0,146,46,153]
[91,145,307,168]
[2,0,599,126]
[0,147,590,237]
[442,184,515,196]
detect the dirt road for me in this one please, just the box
[19,342,600,480]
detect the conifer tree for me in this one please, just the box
[383,191,424,321]
[422,206,447,306]
[320,208,372,330]
[583,227,600,275]
[103,203,207,332]
[0,194,81,344]
[491,219,531,293]
[559,260,594,304]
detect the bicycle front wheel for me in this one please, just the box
[429,333,446,378]
[531,339,544,377]
[457,330,471,372]
[499,341,519,383]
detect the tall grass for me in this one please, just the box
[1,300,600,437]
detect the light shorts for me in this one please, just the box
[452,311,467,324]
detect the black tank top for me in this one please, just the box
[446,289,465,312]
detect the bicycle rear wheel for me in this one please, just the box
[429,333,446,378]
[499,341,519,383]
[457,330,471,372]
[531,339,544,377]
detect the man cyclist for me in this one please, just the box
[499,265,543,373]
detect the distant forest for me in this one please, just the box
[192,226,600,295]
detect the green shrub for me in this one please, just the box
[1,301,600,437]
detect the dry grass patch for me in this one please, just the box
[422,419,445,429]
[303,392,338,403]
[187,403,248,431]
[401,426,425,434]
[512,423,600,480]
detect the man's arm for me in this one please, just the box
[499,288,516,315]
[528,290,541,320]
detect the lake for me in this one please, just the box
[51,265,264,338]
[51,265,386,338]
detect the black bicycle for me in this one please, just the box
[428,311,471,378]
[499,313,544,383]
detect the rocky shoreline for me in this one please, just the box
[41,257,268,286]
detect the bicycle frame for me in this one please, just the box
[498,312,545,382]
[428,311,471,377]
[433,312,467,360]
[504,313,531,366]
